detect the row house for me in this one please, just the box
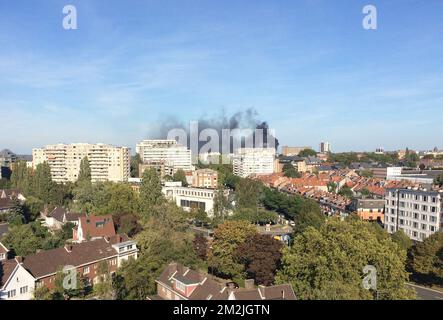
[0,235,138,300]
[153,262,296,301]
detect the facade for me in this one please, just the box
[385,188,443,241]
[232,148,275,178]
[371,166,402,179]
[162,182,229,217]
[136,140,192,173]
[23,236,138,292]
[348,198,385,221]
[320,142,331,153]
[0,149,17,167]
[192,169,218,189]
[42,206,84,230]
[32,143,130,183]
[281,146,312,156]
[154,262,296,300]
[274,156,307,173]
[0,257,36,300]
[73,215,116,243]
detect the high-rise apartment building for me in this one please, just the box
[136,139,192,173]
[32,143,130,183]
[320,142,331,153]
[232,148,275,178]
[384,188,443,241]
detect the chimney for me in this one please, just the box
[64,244,73,252]
[15,256,23,263]
[244,279,255,290]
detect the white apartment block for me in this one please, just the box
[32,143,130,183]
[232,148,275,178]
[385,188,443,241]
[136,139,192,172]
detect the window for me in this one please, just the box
[8,289,16,298]
[83,266,90,275]
[0,253,4,260]
[20,286,28,295]
[175,280,186,293]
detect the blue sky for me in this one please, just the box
[0,0,442,154]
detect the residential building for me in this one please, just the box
[274,156,307,174]
[0,242,8,261]
[136,139,192,174]
[384,188,443,241]
[320,142,331,153]
[348,198,385,221]
[0,149,17,167]
[41,206,85,230]
[0,257,36,300]
[22,236,137,292]
[192,169,218,189]
[162,182,230,218]
[32,143,130,183]
[232,148,275,178]
[281,146,312,156]
[73,214,116,243]
[154,262,296,300]
[371,166,402,179]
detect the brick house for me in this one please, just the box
[73,214,116,242]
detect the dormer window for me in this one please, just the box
[175,280,186,293]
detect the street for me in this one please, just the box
[407,283,443,300]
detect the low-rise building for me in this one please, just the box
[281,146,312,156]
[0,257,36,300]
[42,206,85,230]
[348,198,385,222]
[154,262,296,300]
[385,188,443,241]
[73,215,116,243]
[162,182,230,217]
[192,169,218,189]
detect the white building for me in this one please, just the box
[162,182,230,218]
[385,188,443,241]
[32,143,130,183]
[136,139,192,172]
[320,142,331,153]
[0,257,36,300]
[232,148,275,178]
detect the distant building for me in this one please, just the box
[32,143,130,183]
[136,140,192,174]
[192,169,218,189]
[319,142,331,153]
[385,188,443,241]
[281,146,312,156]
[371,166,402,179]
[41,206,85,231]
[153,262,296,300]
[274,156,307,173]
[232,148,275,178]
[0,149,16,167]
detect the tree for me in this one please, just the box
[207,220,257,278]
[293,199,325,234]
[229,208,278,225]
[173,169,188,186]
[408,232,443,285]
[213,177,230,224]
[33,162,56,203]
[282,163,300,178]
[130,153,142,178]
[7,198,26,225]
[193,234,209,260]
[33,285,53,300]
[391,230,413,252]
[404,152,419,168]
[93,261,114,299]
[235,234,283,285]
[139,168,164,216]
[338,185,353,198]
[77,157,91,184]
[359,169,373,178]
[298,149,317,157]
[114,213,142,237]
[235,178,263,209]
[434,175,443,187]
[275,218,415,300]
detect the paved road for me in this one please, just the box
[407,283,443,300]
